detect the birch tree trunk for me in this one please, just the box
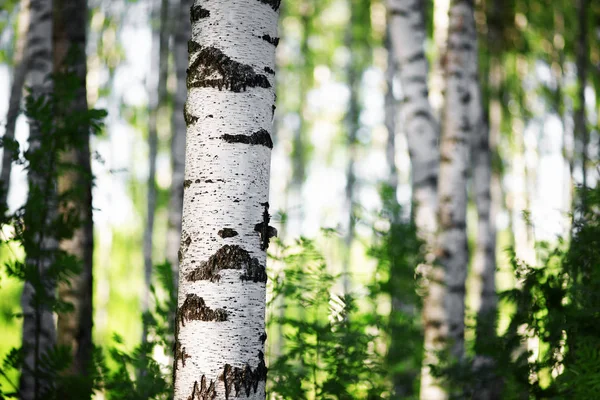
[386,1,441,398]
[20,0,55,398]
[384,30,398,192]
[437,0,477,368]
[429,0,450,116]
[471,2,501,396]
[143,0,169,343]
[166,0,192,289]
[173,1,279,399]
[1,0,30,209]
[53,0,94,377]
[575,0,589,210]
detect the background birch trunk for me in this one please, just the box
[142,0,169,344]
[166,0,192,289]
[574,0,589,210]
[1,0,30,209]
[53,0,94,377]
[173,1,279,399]
[437,0,477,370]
[386,1,441,398]
[19,0,55,398]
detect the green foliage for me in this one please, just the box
[267,186,424,399]
[268,235,387,399]
[435,184,600,399]
[368,185,424,399]
[0,71,175,400]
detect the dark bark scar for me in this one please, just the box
[254,202,277,251]
[187,42,271,92]
[186,245,267,283]
[218,228,239,238]
[188,375,217,400]
[221,351,268,399]
[178,294,228,326]
[221,129,273,149]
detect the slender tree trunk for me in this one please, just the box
[20,0,55,399]
[470,52,499,400]
[437,0,478,367]
[343,37,358,295]
[53,0,94,378]
[575,0,589,210]
[173,1,279,399]
[429,0,450,116]
[386,1,441,398]
[1,0,30,210]
[143,0,169,343]
[384,30,398,192]
[167,0,192,289]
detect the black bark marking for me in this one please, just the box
[221,129,273,149]
[272,104,276,117]
[254,202,277,251]
[221,351,268,399]
[256,0,281,11]
[188,376,217,400]
[186,244,267,283]
[184,179,193,189]
[178,294,228,326]
[259,331,267,344]
[184,104,199,125]
[187,43,271,92]
[260,34,279,46]
[264,66,275,75]
[190,5,210,22]
[218,228,239,238]
[175,340,191,369]
[178,234,192,263]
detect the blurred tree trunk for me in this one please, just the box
[384,30,398,192]
[53,0,94,379]
[575,0,589,210]
[167,0,192,291]
[437,0,478,370]
[142,0,169,344]
[429,0,450,116]
[1,0,30,209]
[343,30,358,295]
[20,0,56,398]
[173,1,278,399]
[387,0,441,398]
[470,0,503,396]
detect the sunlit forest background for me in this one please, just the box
[0,0,599,398]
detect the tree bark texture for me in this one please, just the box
[386,1,441,398]
[1,0,31,210]
[437,0,478,365]
[167,0,193,289]
[173,1,279,399]
[53,0,95,377]
[20,0,55,398]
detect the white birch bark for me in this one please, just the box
[437,0,477,365]
[173,1,279,399]
[386,1,441,398]
[20,0,55,398]
[384,31,398,191]
[166,0,192,287]
[429,0,450,117]
[1,0,30,209]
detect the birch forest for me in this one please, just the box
[0,0,599,399]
